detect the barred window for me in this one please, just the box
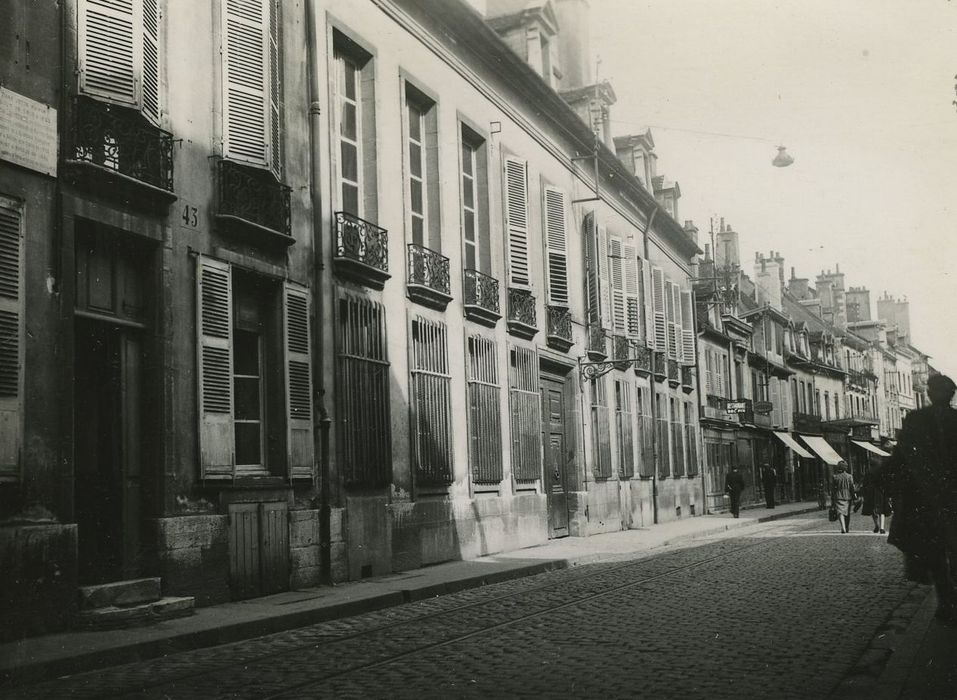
[615,379,634,478]
[591,378,612,479]
[410,317,452,486]
[336,294,391,487]
[671,397,685,477]
[636,386,654,478]
[509,345,541,482]
[685,401,698,477]
[656,392,670,478]
[467,335,502,484]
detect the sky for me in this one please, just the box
[590,0,957,376]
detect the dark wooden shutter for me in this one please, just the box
[268,0,282,177]
[197,256,235,478]
[504,157,529,287]
[609,236,626,334]
[651,266,666,352]
[141,0,160,121]
[543,186,568,305]
[0,201,22,478]
[509,345,541,482]
[583,212,600,325]
[624,245,640,339]
[284,282,314,480]
[680,289,696,365]
[79,0,137,106]
[223,0,269,165]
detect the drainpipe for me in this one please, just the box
[305,0,333,585]
[641,206,660,524]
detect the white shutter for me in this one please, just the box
[624,245,640,339]
[598,225,611,329]
[197,256,235,479]
[141,0,160,121]
[651,266,666,351]
[583,212,600,324]
[268,0,283,176]
[223,0,270,165]
[609,237,626,334]
[680,289,696,365]
[671,282,683,362]
[543,187,568,305]
[504,157,529,287]
[79,0,138,106]
[284,283,314,480]
[705,350,714,396]
[0,200,23,478]
[664,278,676,359]
[641,258,655,348]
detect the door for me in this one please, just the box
[541,375,569,538]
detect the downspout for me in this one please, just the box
[641,205,660,524]
[305,0,333,585]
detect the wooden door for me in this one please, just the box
[541,375,569,538]
[120,332,143,579]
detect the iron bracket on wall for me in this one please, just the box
[578,355,652,388]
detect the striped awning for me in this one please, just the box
[772,431,814,459]
[851,440,891,457]
[799,435,844,466]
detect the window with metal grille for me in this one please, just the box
[410,317,452,486]
[636,386,654,478]
[591,378,612,479]
[466,335,502,485]
[671,397,685,477]
[685,401,698,477]
[656,392,670,478]
[615,379,634,478]
[509,345,541,482]
[336,294,391,487]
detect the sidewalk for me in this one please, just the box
[0,501,817,687]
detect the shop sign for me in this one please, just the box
[0,87,57,177]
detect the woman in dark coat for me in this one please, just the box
[861,469,891,534]
[830,461,856,533]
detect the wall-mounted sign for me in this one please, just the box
[753,401,774,415]
[0,87,57,177]
[725,400,749,415]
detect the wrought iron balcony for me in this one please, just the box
[681,365,695,393]
[653,351,667,382]
[846,370,869,390]
[406,243,451,310]
[506,288,537,339]
[334,211,390,289]
[587,325,608,360]
[793,411,822,434]
[546,305,573,352]
[464,269,501,326]
[613,335,631,371]
[703,394,729,421]
[631,343,653,376]
[667,358,680,388]
[216,160,292,244]
[63,96,175,211]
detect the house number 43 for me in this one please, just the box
[181,204,199,229]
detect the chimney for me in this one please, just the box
[754,251,782,311]
[846,286,872,322]
[788,272,810,300]
[683,219,698,246]
[554,0,592,90]
[714,222,739,271]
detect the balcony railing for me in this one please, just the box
[703,394,727,421]
[681,365,695,393]
[334,211,390,289]
[793,411,822,434]
[546,305,573,352]
[846,370,869,389]
[587,325,607,360]
[632,343,653,376]
[653,351,667,382]
[464,269,500,326]
[613,335,631,370]
[217,160,292,242]
[406,243,451,310]
[64,96,174,211]
[506,288,537,339]
[667,358,680,388]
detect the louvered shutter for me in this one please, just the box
[141,0,160,122]
[197,256,235,478]
[504,157,530,287]
[670,282,683,362]
[705,350,714,395]
[0,202,23,478]
[598,225,610,329]
[583,212,600,324]
[664,279,676,359]
[223,0,269,166]
[79,0,138,106]
[609,237,626,334]
[543,187,568,305]
[641,258,655,348]
[651,266,666,351]
[268,0,283,177]
[770,377,781,427]
[680,289,696,365]
[284,283,314,480]
[624,245,640,339]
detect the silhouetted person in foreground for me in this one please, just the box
[725,465,745,518]
[881,374,957,627]
[762,463,777,509]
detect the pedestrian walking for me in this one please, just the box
[879,374,957,628]
[725,465,745,518]
[761,463,777,509]
[860,470,890,534]
[830,461,856,533]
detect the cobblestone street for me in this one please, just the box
[9,512,944,700]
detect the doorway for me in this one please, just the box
[541,374,570,538]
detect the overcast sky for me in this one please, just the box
[591,0,957,376]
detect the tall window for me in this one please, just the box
[636,386,653,478]
[336,294,390,487]
[509,345,540,482]
[671,397,685,477]
[656,392,670,478]
[591,379,612,479]
[824,391,830,420]
[336,53,361,215]
[467,335,502,485]
[333,31,376,220]
[684,402,698,476]
[404,84,439,249]
[410,317,452,486]
[615,379,634,478]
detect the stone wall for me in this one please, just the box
[153,515,229,606]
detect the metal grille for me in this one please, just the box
[591,379,612,479]
[656,393,670,478]
[466,335,502,484]
[636,387,654,478]
[410,317,452,486]
[685,402,698,476]
[508,345,540,482]
[615,379,634,478]
[672,397,685,477]
[336,294,391,487]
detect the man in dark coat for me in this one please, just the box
[881,374,957,627]
[725,465,746,518]
[761,463,777,509]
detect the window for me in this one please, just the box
[834,393,840,419]
[460,126,490,273]
[583,212,608,327]
[466,335,502,484]
[591,378,612,479]
[336,294,390,487]
[824,391,830,421]
[78,0,161,122]
[410,317,453,486]
[197,257,314,480]
[615,379,634,478]
[656,392,670,478]
[680,290,695,364]
[503,156,530,287]
[509,345,541,482]
[815,389,822,416]
[544,186,569,306]
[0,198,23,479]
[684,402,698,476]
[404,84,439,249]
[671,397,685,477]
[222,0,283,176]
[636,386,653,478]
[333,31,377,219]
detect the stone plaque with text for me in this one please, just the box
[0,87,57,177]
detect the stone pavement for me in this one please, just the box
[3,501,955,699]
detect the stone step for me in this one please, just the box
[73,596,195,630]
[78,578,162,610]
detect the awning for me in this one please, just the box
[851,440,891,457]
[798,435,844,466]
[772,431,814,459]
